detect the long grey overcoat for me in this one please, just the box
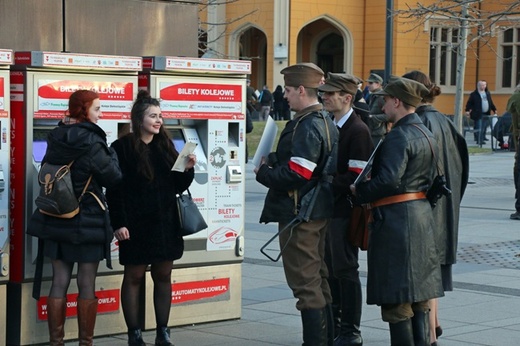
[356,113,444,305]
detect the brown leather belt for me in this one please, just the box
[370,192,427,209]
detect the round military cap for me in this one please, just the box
[366,73,383,84]
[281,63,324,88]
[375,77,429,107]
[318,73,359,96]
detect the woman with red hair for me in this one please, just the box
[28,89,122,345]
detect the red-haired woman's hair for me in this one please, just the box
[67,90,99,122]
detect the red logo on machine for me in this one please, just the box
[209,227,238,244]
[171,278,230,304]
[161,83,242,102]
[35,80,134,119]
[36,289,120,320]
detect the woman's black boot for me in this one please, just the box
[155,326,174,346]
[127,328,146,346]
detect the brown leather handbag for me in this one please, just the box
[348,204,371,250]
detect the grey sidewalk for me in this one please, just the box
[91,143,520,346]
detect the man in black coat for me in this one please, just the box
[319,73,374,346]
[465,80,497,144]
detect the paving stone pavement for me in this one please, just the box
[85,136,520,346]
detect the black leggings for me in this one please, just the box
[121,261,173,330]
[49,260,100,299]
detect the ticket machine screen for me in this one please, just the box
[33,141,47,163]
[169,128,185,152]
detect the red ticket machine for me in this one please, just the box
[8,51,141,345]
[139,56,250,328]
[0,48,13,346]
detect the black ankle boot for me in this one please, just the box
[127,328,146,346]
[155,326,174,346]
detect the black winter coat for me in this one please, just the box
[27,121,122,247]
[465,89,497,120]
[256,104,338,224]
[356,113,444,305]
[106,135,194,265]
[416,105,469,268]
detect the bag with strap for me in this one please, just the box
[35,161,93,218]
[176,189,208,236]
[348,204,370,251]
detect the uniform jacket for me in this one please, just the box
[27,121,122,245]
[332,111,373,217]
[106,134,194,265]
[356,113,444,305]
[416,105,469,267]
[465,88,496,120]
[256,104,339,224]
[367,92,389,143]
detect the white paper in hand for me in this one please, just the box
[252,116,278,169]
[172,142,197,172]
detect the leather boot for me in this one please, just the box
[325,305,335,346]
[411,310,430,346]
[155,326,174,346]
[334,279,363,345]
[301,308,328,346]
[77,298,98,346]
[127,328,146,346]
[389,319,414,346]
[331,302,341,339]
[47,297,67,346]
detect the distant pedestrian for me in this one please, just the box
[365,73,389,146]
[258,85,273,121]
[465,80,497,145]
[273,85,285,120]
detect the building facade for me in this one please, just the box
[200,0,520,115]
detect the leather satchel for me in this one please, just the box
[348,204,370,250]
[176,189,208,236]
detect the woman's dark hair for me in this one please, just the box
[68,90,99,122]
[402,70,441,104]
[130,90,178,181]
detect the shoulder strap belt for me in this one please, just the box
[369,192,426,209]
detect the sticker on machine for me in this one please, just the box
[171,278,230,305]
[34,80,134,119]
[207,226,239,251]
[159,81,244,119]
[36,289,120,320]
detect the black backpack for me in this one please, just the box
[35,161,92,218]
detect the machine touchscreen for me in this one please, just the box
[32,141,47,163]
[169,128,185,152]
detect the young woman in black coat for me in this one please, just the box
[106,90,196,346]
[28,90,122,345]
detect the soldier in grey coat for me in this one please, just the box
[351,78,444,346]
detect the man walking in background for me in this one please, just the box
[465,80,497,145]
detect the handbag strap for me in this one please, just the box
[78,175,106,211]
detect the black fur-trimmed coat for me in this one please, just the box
[106,134,194,265]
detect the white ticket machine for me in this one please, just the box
[0,48,13,346]
[139,56,250,328]
[8,51,140,345]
